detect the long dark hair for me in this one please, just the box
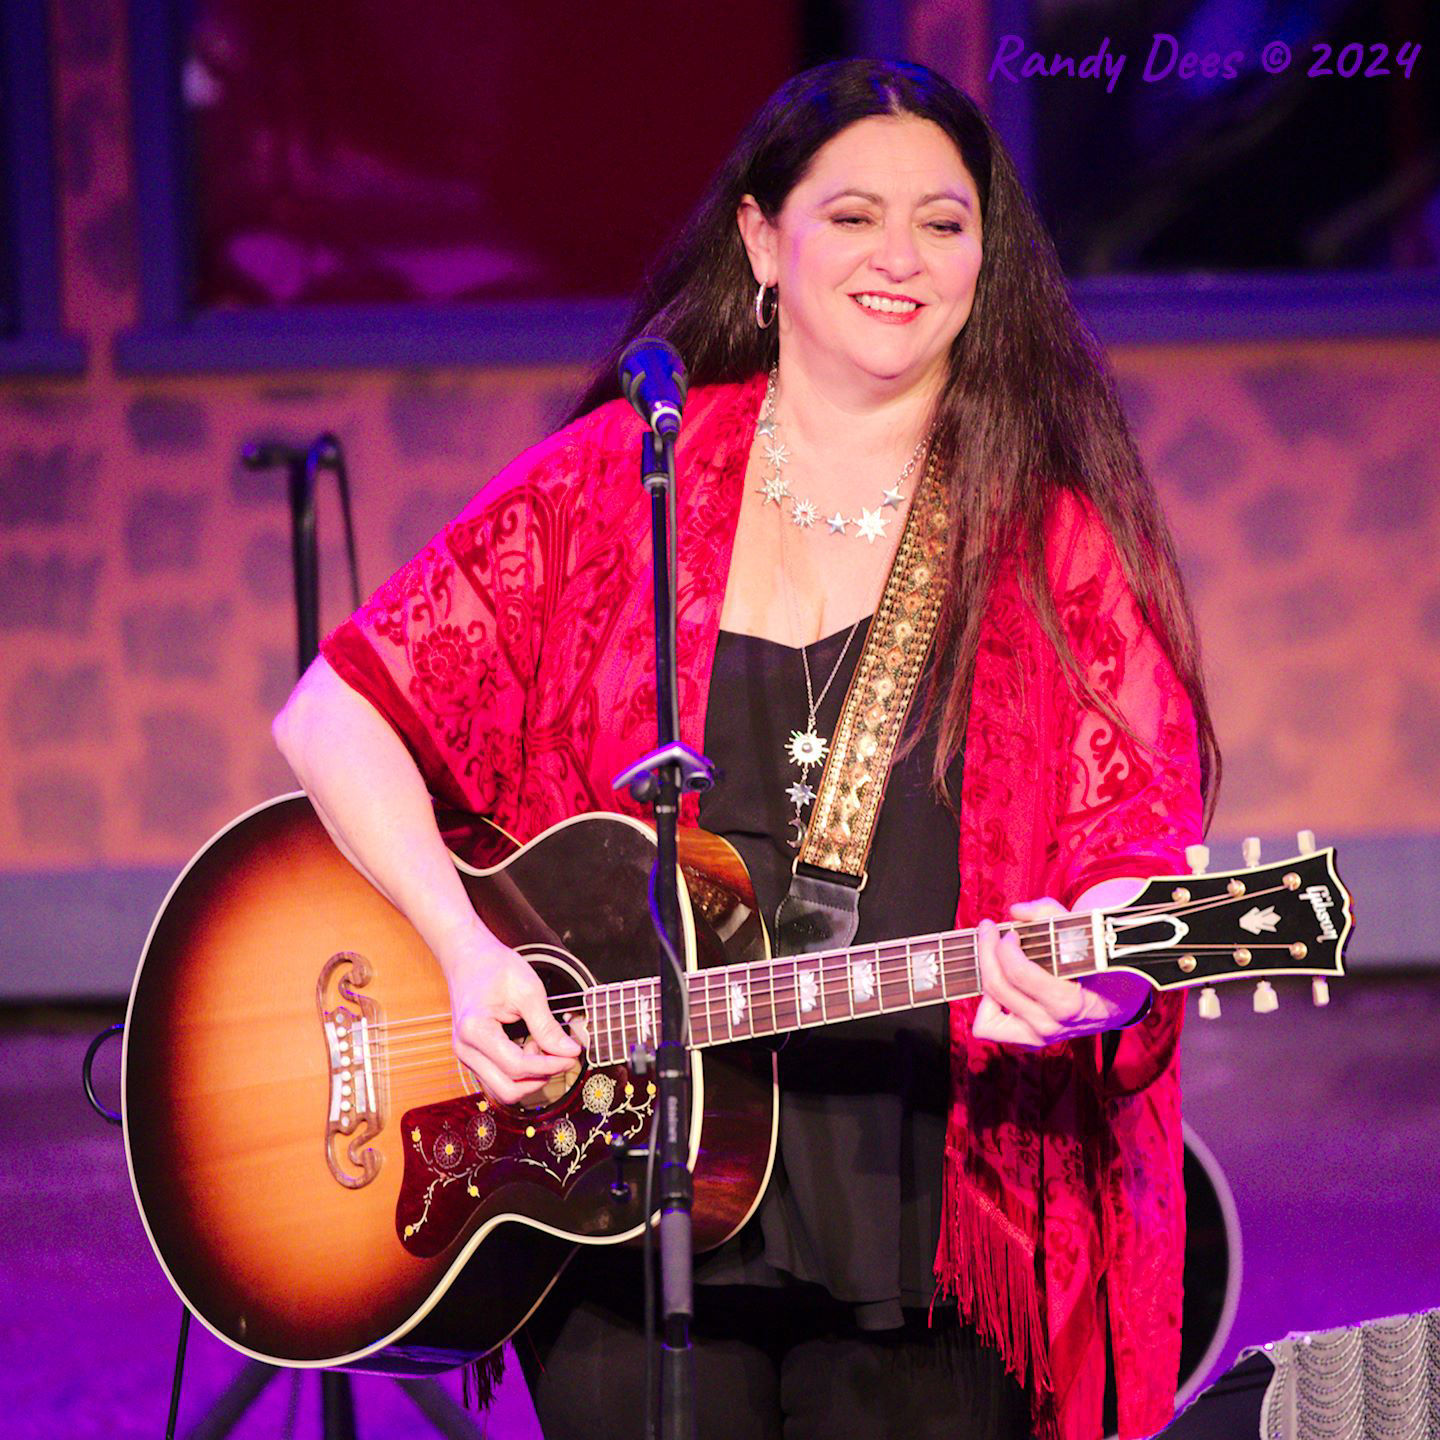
[573,59,1220,822]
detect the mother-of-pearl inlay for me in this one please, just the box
[797,968,819,1014]
[1057,923,1090,970]
[636,990,655,1043]
[912,949,939,992]
[729,981,747,1027]
[851,958,875,1003]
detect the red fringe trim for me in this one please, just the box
[935,1151,1060,1440]
[461,1348,507,1410]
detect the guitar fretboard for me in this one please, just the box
[585,918,1098,1067]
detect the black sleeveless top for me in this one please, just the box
[695,620,963,1328]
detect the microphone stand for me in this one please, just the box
[241,435,361,675]
[613,429,713,1440]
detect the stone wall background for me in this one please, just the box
[2,0,1437,992]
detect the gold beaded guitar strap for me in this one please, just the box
[774,454,950,956]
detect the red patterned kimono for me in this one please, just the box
[323,373,1204,1440]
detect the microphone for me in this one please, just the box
[618,337,688,439]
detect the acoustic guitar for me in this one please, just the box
[122,795,1350,1375]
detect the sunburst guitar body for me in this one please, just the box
[123,797,774,1373]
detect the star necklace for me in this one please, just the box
[753,366,931,544]
[777,525,866,849]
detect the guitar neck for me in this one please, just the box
[579,842,1351,1066]
[584,916,1100,1065]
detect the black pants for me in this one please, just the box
[516,1253,1034,1440]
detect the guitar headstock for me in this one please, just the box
[1101,833,1352,1014]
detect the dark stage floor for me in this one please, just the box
[4,973,1437,1439]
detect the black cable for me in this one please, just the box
[81,1022,193,1436]
[82,1022,123,1125]
[644,854,689,1440]
[643,1097,659,1440]
[165,1306,190,1440]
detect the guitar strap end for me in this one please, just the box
[775,865,865,956]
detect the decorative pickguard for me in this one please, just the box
[396,1067,655,1258]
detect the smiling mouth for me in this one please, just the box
[852,293,923,316]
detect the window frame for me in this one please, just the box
[0,0,85,376]
[988,0,1440,338]
[117,0,1440,378]
[117,0,704,374]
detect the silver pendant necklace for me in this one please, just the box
[754,365,930,544]
[757,364,929,845]
[782,615,864,848]
[776,508,866,848]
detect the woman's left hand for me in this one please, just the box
[971,880,1154,1050]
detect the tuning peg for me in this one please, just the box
[1197,987,1221,1019]
[1297,829,1316,853]
[1253,981,1279,1014]
[1185,844,1211,875]
[1242,836,1261,868]
[1312,977,1330,1007]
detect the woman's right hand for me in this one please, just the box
[437,916,583,1106]
[274,659,584,1104]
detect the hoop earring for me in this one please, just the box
[754,280,777,329]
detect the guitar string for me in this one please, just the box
[380,963,994,1080]
[377,957,988,1068]
[375,931,1309,1068]
[370,932,1061,1052]
[375,915,1307,1065]
[373,879,1305,1080]
[376,943,999,1069]
[363,878,1302,1040]
[361,917,1094,1039]
[378,971,984,1078]
[375,926,1275,1061]
[381,926,1183,1073]
[366,882,1313,1072]
[378,927,1334,1081]
[376,926,1305,1082]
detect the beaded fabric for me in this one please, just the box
[1260,1308,1440,1440]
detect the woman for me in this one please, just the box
[275,59,1217,1440]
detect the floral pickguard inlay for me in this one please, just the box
[396,1068,655,1258]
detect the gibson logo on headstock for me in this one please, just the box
[1303,885,1338,940]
